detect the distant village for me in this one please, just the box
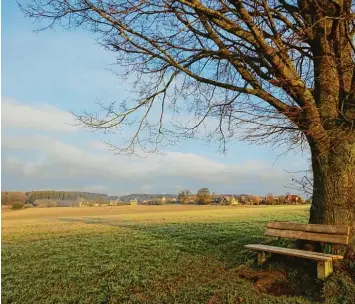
[78,193,308,207]
[1,190,309,210]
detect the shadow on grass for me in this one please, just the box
[57,215,328,302]
[59,217,266,267]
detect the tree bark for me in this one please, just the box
[309,136,355,254]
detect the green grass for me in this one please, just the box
[1,205,343,303]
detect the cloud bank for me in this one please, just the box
[2,99,299,195]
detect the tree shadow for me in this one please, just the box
[57,217,325,301]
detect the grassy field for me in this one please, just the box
[1,205,351,304]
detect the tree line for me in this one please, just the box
[25,191,109,204]
[1,191,110,206]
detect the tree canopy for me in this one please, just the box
[21,0,355,154]
[178,189,192,204]
[197,187,211,204]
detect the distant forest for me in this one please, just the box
[1,191,174,206]
[25,191,111,204]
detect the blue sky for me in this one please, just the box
[1,1,308,196]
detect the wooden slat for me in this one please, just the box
[265,228,349,245]
[245,244,343,260]
[267,222,350,236]
[244,244,335,261]
[297,250,343,260]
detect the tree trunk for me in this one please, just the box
[309,137,355,254]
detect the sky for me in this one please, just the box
[1,1,309,196]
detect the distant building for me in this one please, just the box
[186,195,197,204]
[230,197,239,205]
[213,195,239,205]
[284,195,304,204]
[130,199,138,205]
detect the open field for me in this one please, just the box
[2,205,350,304]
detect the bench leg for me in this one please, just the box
[317,260,333,280]
[257,252,267,265]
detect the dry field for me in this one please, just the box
[2,204,309,224]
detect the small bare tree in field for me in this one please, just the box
[178,189,191,204]
[20,0,355,251]
[197,188,212,204]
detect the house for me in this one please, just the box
[229,196,239,205]
[284,195,303,204]
[186,195,197,204]
[214,196,239,205]
[141,197,170,205]
[130,199,138,205]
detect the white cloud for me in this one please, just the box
[1,98,77,132]
[1,99,299,195]
[2,135,289,190]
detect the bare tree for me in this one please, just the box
[178,189,191,204]
[20,0,355,250]
[197,187,212,204]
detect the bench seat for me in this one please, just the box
[245,244,344,261]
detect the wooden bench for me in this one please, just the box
[245,222,350,280]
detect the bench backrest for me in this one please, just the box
[265,222,350,245]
